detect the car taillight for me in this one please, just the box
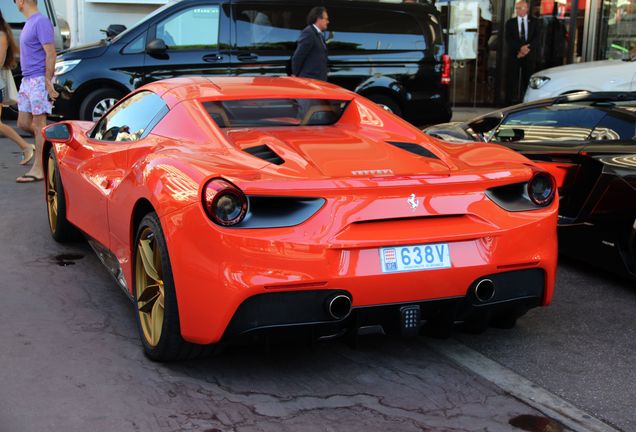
[527,172,555,206]
[441,54,451,85]
[202,178,248,226]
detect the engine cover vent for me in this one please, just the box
[386,141,439,159]
[243,144,285,165]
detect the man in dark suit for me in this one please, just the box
[291,7,329,81]
[505,0,540,104]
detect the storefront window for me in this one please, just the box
[440,0,586,106]
[597,0,636,59]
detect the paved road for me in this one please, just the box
[434,104,636,430]
[456,257,636,431]
[0,126,630,431]
[0,131,553,431]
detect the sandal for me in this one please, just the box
[19,145,35,166]
[16,174,44,183]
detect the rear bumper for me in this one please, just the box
[159,197,557,345]
[223,268,545,340]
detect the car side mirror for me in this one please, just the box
[146,38,168,59]
[102,24,127,39]
[495,127,525,142]
[43,123,79,149]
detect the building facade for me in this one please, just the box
[438,0,636,105]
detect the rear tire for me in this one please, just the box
[79,88,124,121]
[432,106,453,124]
[46,148,80,242]
[133,212,214,362]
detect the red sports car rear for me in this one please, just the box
[42,77,558,361]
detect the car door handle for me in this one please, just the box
[202,54,223,63]
[237,53,258,62]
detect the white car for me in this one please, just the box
[524,59,636,102]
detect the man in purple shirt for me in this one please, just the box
[14,0,58,183]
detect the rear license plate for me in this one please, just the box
[380,243,451,273]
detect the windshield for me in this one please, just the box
[203,98,349,128]
[111,1,175,42]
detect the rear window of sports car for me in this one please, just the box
[202,98,349,128]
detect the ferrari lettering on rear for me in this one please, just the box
[351,169,394,176]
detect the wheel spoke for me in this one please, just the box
[46,157,58,230]
[93,99,117,121]
[135,226,166,348]
[153,241,162,278]
[51,198,58,218]
[47,166,55,189]
[150,295,164,346]
[138,239,161,283]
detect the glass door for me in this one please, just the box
[596,0,636,60]
[437,0,499,106]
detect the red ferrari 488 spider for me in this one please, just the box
[42,77,557,361]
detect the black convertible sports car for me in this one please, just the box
[425,92,636,278]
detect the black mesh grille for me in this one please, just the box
[243,144,285,165]
[386,141,439,159]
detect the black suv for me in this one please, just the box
[53,0,451,124]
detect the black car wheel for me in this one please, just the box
[432,106,453,124]
[79,88,124,121]
[367,94,402,117]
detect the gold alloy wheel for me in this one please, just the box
[135,227,165,347]
[46,154,58,233]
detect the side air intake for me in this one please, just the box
[386,141,439,159]
[243,144,285,165]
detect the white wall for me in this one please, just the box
[54,0,67,17]
[52,0,167,46]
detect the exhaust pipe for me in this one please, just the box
[326,294,352,320]
[474,279,496,303]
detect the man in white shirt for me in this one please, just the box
[505,1,539,104]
